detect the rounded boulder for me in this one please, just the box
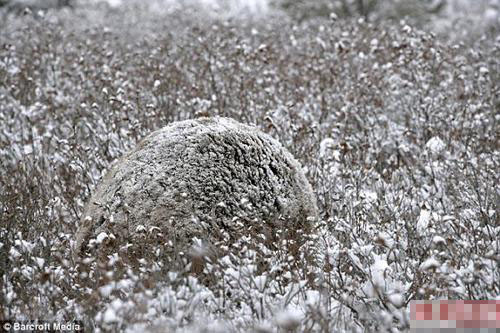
[75,117,317,262]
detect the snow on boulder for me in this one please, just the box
[75,117,318,263]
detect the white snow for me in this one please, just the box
[254,275,267,293]
[426,136,446,155]
[319,138,335,158]
[103,308,119,323]
[305,290,321,306]
[376,232,394,248]
[420,257,441,271]
[100,284,114,298]
[361,190,378,204]
[275,308,303,329]
[370,255,390,288]
[34,257,45,269]
[135,225,146,233]
[432,235,446,245]
[416,208,431,236]
[9,247,21,259]
[96,232,108,244]
[388,293,404,308]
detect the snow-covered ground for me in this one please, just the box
[94,0,498,18]
[92,0,269,14]
[0,0,498,332]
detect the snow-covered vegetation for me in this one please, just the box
[0,0,498,331]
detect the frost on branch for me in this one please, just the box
[75,117,318,266]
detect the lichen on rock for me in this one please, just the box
[75,117,317,265]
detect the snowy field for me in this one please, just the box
[0,0,498,332]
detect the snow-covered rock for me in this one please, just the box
[75,117,317,262]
